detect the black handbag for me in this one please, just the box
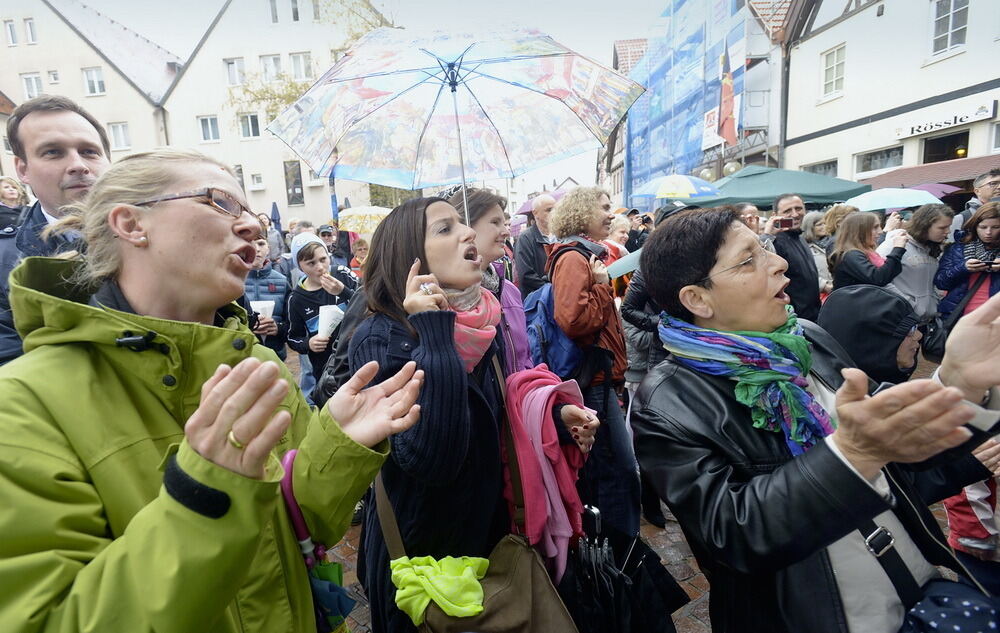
[921,273,990,363]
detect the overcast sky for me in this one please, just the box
[98,0,665,191]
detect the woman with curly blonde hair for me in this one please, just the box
[548,186,639,537]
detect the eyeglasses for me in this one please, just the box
[698,238,776,284]
[979,180,1000,190]
[134,188,265,238]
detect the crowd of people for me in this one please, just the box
[1,94,999,633]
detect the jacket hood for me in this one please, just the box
[9,257,253,365]
[817,284,919,384]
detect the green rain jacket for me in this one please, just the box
[0,257,389,632]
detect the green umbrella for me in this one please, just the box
[680,165,870,208]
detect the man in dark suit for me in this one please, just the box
[0,96,111,363]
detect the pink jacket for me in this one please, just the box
[502,365,588,582]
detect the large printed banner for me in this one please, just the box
[625,0,748,208]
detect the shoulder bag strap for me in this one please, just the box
[943,272,991,330]
[492,356,527,533]
[856,519,924,609]
[375,472,407,561]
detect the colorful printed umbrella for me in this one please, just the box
[632,175,720,199]
[336,206,391,234]
[268,27,645,215]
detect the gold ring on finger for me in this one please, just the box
[419,282,433,295]
[227,429,246,450]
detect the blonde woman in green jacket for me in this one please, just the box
[0,149,424,633]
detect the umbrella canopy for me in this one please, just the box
[268,27,645,192]
[668,165,871,209]
[517,189,569,215]
[607,248,641,279]
[844,187,941,212]
[336,205,391,234]
[632,174,720,199]
[269,202,282,233]
[909,182,961,199]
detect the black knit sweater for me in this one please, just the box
[348,310,508,633]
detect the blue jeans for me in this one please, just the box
[298,354,316,405]
[579,383,640,537]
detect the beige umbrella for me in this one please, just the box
[337,206,391,234]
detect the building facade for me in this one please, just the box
[784,0,1000,187]
[620,0,791,209]
[0,0,388,224]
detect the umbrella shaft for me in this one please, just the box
[452,88,470,224]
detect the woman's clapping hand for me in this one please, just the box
[327,360,424,448]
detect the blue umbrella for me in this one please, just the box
[269,202,282,234]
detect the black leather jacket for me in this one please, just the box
[620,269,668,370]
[632,321,991,633]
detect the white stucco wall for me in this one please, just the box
[784,0,1000,179]
[163,0,371,226]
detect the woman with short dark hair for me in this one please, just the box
[632,205,1000,633]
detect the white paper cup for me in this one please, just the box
[250,300,275,319]
[318,304,345,337]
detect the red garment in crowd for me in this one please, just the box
[944,478,999,560]
[501,365,588,582]
[350,257,364,279]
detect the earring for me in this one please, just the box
[135,235,148,247]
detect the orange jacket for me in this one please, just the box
[547,240,626,385]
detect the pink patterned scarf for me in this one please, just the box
[445,284,502,373]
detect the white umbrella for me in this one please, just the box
[844,188,941,212]
[337,206,391,234]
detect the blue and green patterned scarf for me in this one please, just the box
[658,306,835,456]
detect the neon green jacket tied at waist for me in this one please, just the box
[0,257,389,633]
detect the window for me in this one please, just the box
[24,18,36,44]
[803,159,838,178]
[224,58,245,86]
[993,123,1000,153]
[856,146,903,174]
[312,0,322,20]
[290,52,312,80]
[269,0,279,22]
[260,55,281,82]
[21,73,42,99]
[108,122,130,150]
[923,130,969,163]
[198,115,220,141]
[234,164,245,191]
[932,0,968,54]
[47,70,59,83]
[284,160,304,205]
[821,44,845,96]
[250,173,264,190]
[4,20,16,46]
[83,67,105,95]
[3,136,12,153]
[239,113,261,138]
[291,0,300,21]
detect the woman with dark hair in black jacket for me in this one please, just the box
[632,206,1000,633]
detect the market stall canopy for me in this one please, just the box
[859,154,1000,189]
[669,165,871,209]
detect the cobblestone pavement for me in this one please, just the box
[292,352,948,632]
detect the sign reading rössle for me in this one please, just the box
[895,101,997,139]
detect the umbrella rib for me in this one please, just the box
[459,81,515,177]
[316,52,575,85]
[410,81,448,190]
[334,69,445,143]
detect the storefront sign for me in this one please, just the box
[895,101,997,139]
